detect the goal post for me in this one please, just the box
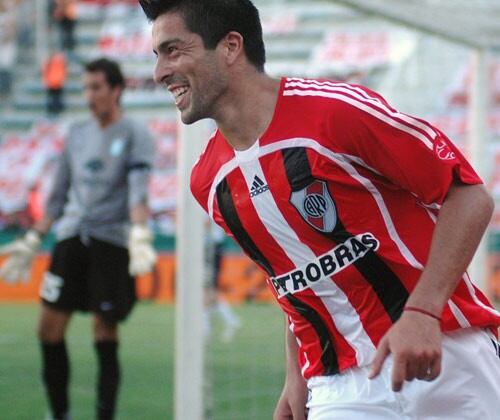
[467,49,490,292]
[174,118,207,420]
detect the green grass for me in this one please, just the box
[0,302,285,420]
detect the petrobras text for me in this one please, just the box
[269,233,379,298]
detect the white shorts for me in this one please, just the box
[307,327,500,420]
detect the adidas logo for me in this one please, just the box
[250,175,269,198]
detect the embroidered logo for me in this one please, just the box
[110,138,125,156]
[250,175,270,198]
[85,158,104,172]
[435,139,456,161]
[290,180,337,233]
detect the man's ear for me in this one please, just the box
[221,31,244,65]
[113,86,123,105]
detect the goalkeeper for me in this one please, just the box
[0,58,156,420]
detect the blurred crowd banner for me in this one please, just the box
[311,29,416,75]
[429,59,500,150]
[0,119,179,234]
[0,122,64,217]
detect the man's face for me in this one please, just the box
[83,71,121,120]
[152,12,228,124]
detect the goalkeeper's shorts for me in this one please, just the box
[40,236,136,322]
[306,327,500,419]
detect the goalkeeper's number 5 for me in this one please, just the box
[40,272,64,302]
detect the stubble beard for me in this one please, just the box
[181,79,225,125]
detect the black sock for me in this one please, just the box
[95,340,120,420]
[41,341,70,420]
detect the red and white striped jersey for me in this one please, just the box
[191,77,500,379]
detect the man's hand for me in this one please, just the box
[369,310,442,392]
[128,224,157,276]
[273,374,308,420]
[0,230,41,283]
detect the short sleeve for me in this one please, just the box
[127,120,155,208]
[45,136,71,220]
[327,87,481,206]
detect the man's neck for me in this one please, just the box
[97,107,122,129]
[216,73,281,151]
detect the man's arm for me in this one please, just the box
[369,181,494,391]
[30,143,72,237]
[32,215,55,236]
[130,202,150,225]
[126,121,156,276]
[273,317,308,420]
[0,145,71,283]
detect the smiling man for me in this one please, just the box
[0,58,156,420]
[140,1,500,419]
[152,12,229,125]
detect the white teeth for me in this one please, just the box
[172,87,188,99]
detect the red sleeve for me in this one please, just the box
[327,87,481,206]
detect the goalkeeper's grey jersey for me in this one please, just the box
[45,116,154,247]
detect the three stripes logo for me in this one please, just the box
[250,175,269,198]
[490,337,500,359]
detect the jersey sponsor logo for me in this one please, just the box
[290,180,337,233]
[269,233,380,298]
[85,158,104,172]
[250,175,270,198]
[435,139,456,161]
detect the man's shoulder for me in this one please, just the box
[191,131,228,198]
[281,76,380,108]
[120,115,145,129]
[68,118,93,132]
[65,118,95,143]
[193,131,224,173]
[118,116,153,141]
[280,76,391,133]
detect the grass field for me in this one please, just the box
[0,302,285,420]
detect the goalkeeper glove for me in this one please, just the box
[128,224,157,276]
[0,230,41,283]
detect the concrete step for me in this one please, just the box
[0,107,180,136]
[12,90,175,113]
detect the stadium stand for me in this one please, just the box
[0,0,355,222]
[1,0,499,269]
[0,2,499,419]
[0,0,500,256]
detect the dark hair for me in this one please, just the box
[139,0,266,72]
[84,58,126,90]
